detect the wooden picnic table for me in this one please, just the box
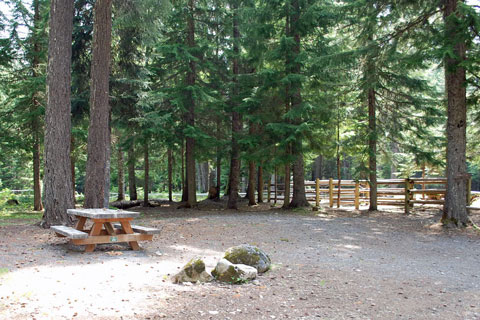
[51,208,160,252]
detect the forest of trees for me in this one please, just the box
[0,0,479,227]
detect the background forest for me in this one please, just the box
[0,0,479,219]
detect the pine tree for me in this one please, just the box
[42,0,75,227]
[442,0,468,226]
[84,0,113,208]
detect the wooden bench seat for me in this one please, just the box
[51,225,89,239]
[112,223,161,235]
[467,206,480,211]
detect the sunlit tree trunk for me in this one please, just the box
[41,0,75,227]
[442,0,468,227]
[32,0,43,211]
[288,0,308,208]
[84,0,113,208]
[184,0,197,208]
[227,0,241,209]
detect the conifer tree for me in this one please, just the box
[84,0,113,208]
[442,0,468,226]
[42,0,75,227]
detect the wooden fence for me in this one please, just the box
[267,177,472,214]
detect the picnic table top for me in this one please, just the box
[67,208,140,219]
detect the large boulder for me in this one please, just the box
[172,257,213,284]
[211,259,257,283]
[223,244,271,273]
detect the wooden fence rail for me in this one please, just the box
[267,177,472,214]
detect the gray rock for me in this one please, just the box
[212,259,257,283]
[172,257,213,284]
[223,244,271,273]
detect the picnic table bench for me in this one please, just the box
[51,208,160,252]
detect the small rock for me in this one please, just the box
[212,259,257,283]
[223,244,271,273]
[172,257,213,284]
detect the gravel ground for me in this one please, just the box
[0,201,479,319]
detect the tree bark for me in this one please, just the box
[41,0,75,228]
[368,87,377,211]
[168,148,173,202]
[117,145,125,201]
[32,0,43,211]
[283,3,291,209]
[84,0,113,208]
[227,1,241,209]
[288,0,309,208]
[257,165,264,203]
[128,143,137,200]
[143,141,149,207]
[184,0,197,208]
[442,0,468,227]
[366,20,378,211]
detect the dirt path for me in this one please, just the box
[1,203,479,319]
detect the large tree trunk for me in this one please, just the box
[143,141,149,206]
[128,143,137,200]
[368,87,377,211]
[442,0,468,227]
[227,1,241,209]
[365,21,378,211]
[168,148,173,202]
[283,4,291,209]
[117,145,125,201]
[288,0,309,208]
[84,0,112,208]
[41,0,75,228]
[32,0,43,212]
[184,0,197,208]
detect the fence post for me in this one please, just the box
[404,178,414,214]
[354,181,360,210]
[316,178,320,208]
[405,179,410,214]
[329,178,333,208]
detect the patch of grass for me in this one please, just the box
[288,207,317,216]
[0,268,9,277]
[0,209,42,223]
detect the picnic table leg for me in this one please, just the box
[120,221,141,250]
[103,222,115,235]
[85,222,103,252]
[75,216,87,231]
